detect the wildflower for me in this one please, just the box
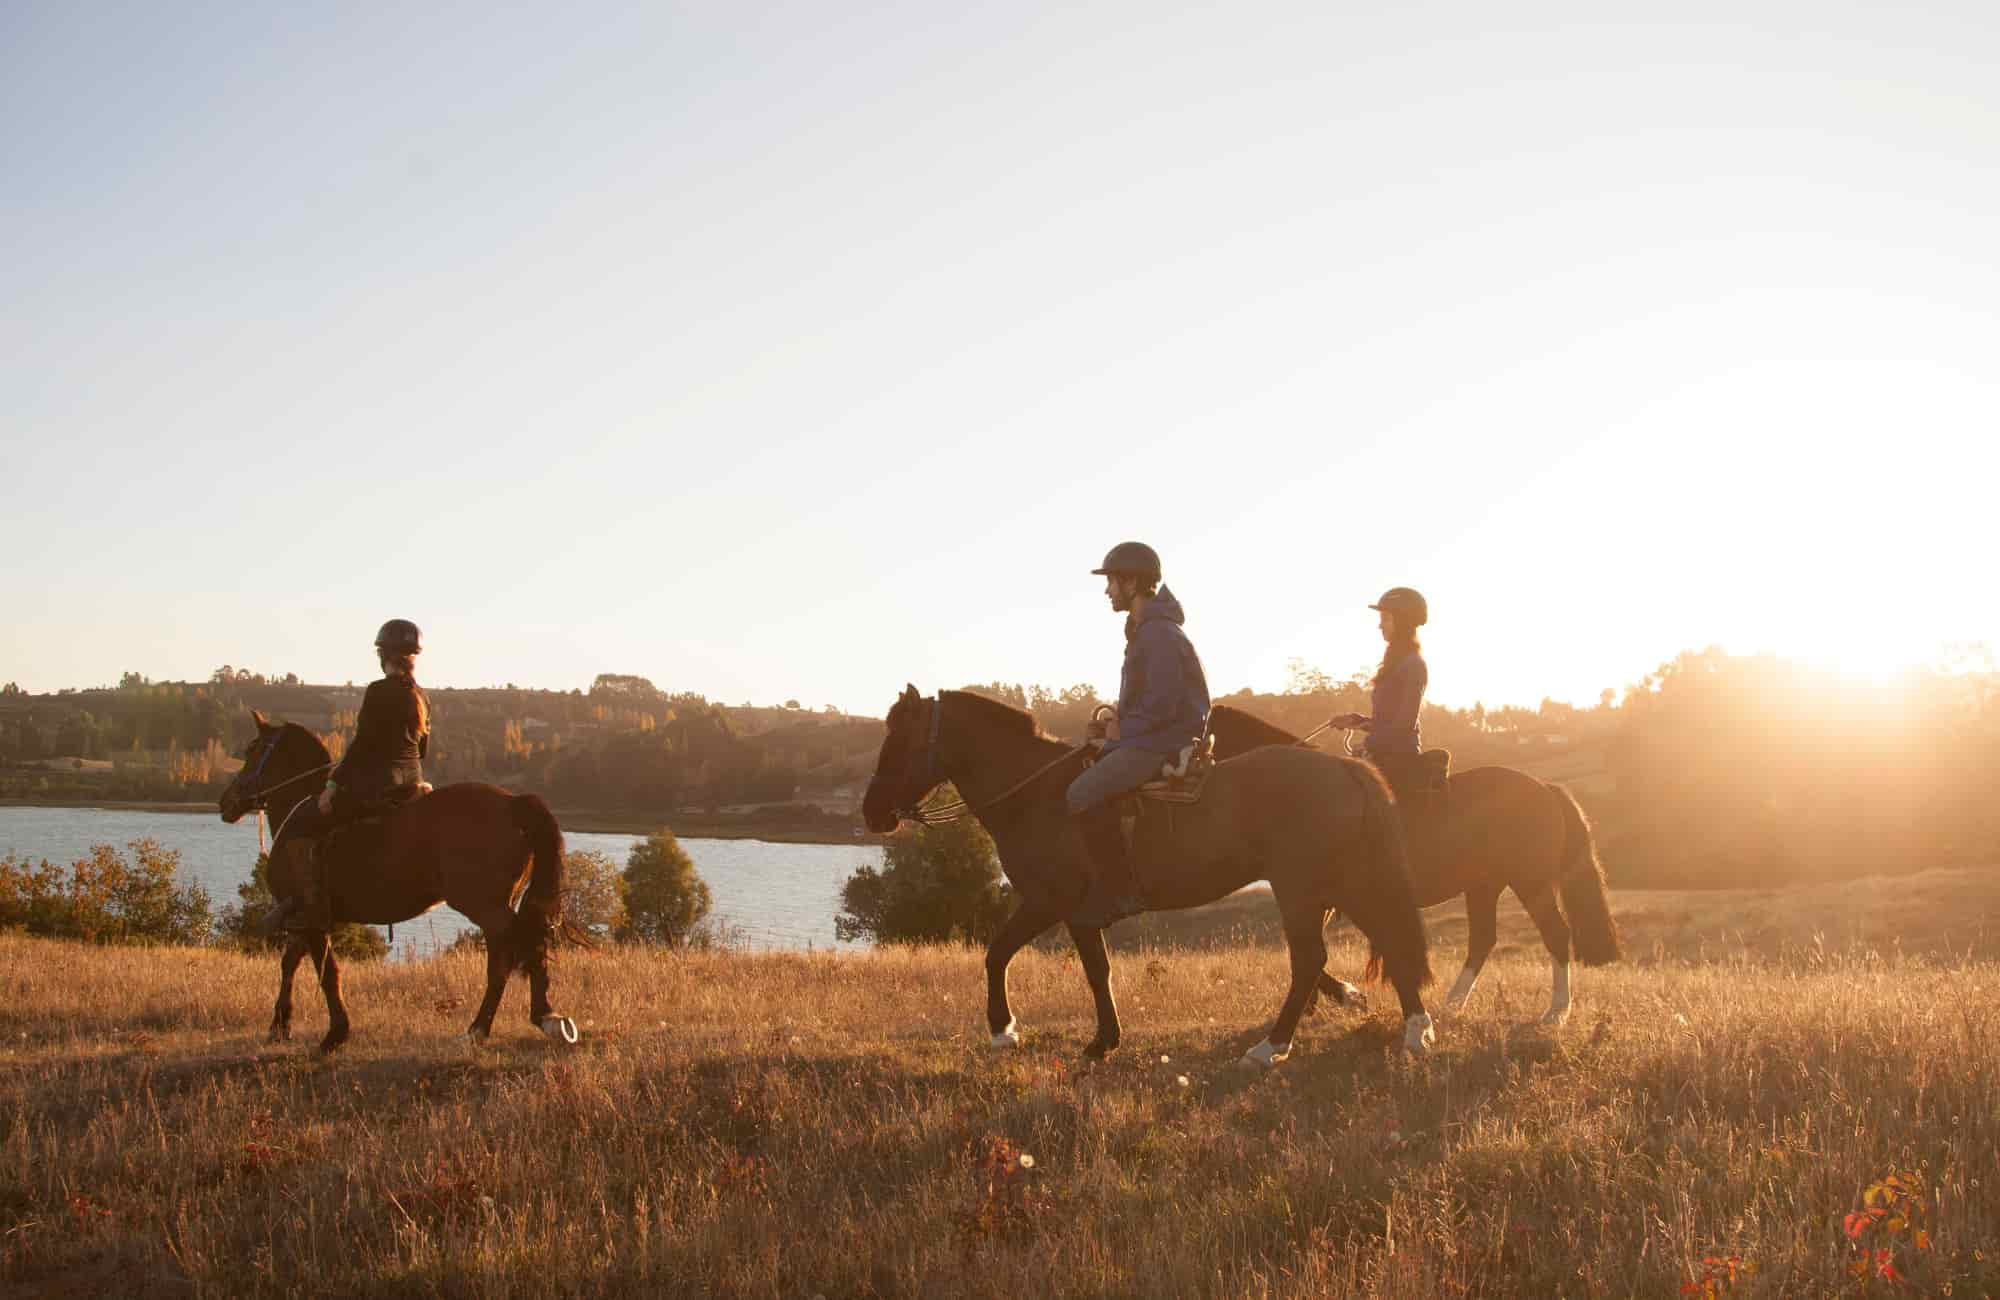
[1159,1054,1170,1064]
[1017,1154,1035,1170]
[1177,1075,1190,1088]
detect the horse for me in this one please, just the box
[217,711,580,1053]
[1205,703,1621,1026]
[861,687,1437,1064]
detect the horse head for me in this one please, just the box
[861,684,941,833]
[218,710,330,824]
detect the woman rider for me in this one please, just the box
[282,619,431,933]
[1329,587,1429,799]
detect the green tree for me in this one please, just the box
[560,848,628,941]
[213,853,388,960]
[620,829,713,946]
[835,801,1011,945]
[0,840,212,946]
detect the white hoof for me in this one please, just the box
[990,1019,1021,1049]
[1539,1006,1571,1029]
[459,1026,489,1045]
[1242,1037,1291,1070]
[1403,1012,1436,1056]
[540,1015,579,1045]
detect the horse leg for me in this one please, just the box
[1513,879,1574,1027]
[1244,894,1328,1069]
[1443,882,1503,1016]
[267,934,309,1044]
[466,925,518,1042]
[1063,920,1122,1059]
[1317,966,1367,1011]
[984,898,1058,1050]
[517,918,578,1046]
[310,933,350,1054]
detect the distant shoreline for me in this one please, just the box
[0,798,871,846]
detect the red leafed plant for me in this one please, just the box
[1841,1169,1933,1288]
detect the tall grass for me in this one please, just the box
[2,870,1997,1297]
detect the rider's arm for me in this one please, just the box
[1372,656,1428,735]
[331,680,391,785]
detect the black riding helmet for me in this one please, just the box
[374,619,423,655]
[1091,541,1162,581]
[1368,588,1428,627]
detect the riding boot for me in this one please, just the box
[285,838,333,934]
[1070,804,1145,929]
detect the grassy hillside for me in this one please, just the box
[2,870,1997,1297]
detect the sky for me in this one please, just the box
[5,1,1996,713]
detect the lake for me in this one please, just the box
[0,806,883,954]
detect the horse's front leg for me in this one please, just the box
[309,933,350,1054]
[984,898,1059,1049]
[1064,921,1122,1059]
[267,934,310,1043]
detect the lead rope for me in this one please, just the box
[257,807,266,854]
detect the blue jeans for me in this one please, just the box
[1065,744,1171,815]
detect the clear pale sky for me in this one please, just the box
[5,2,1995,712]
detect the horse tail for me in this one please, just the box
[1549,782,1622,966]
[1351,763,1434,989]
[508,794,567,970]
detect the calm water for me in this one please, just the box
[0,806,882,954]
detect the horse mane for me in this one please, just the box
[940,690,1060,745]
[279,721,332,764]
[1209,702,1301,747]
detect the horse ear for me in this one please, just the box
[902,683,920,702]
[251,709,272,731]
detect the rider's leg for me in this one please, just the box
[1064,746,1163,929]
[287,835,332,933]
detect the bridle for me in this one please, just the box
[232,732,333,814]
[893,695,1088,827]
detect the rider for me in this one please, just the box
[1330,587,1429,797]
[283,619,431,932]
[1066,542,1211,928]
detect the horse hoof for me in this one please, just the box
[1540,1007,1571,1029]
[267,1026,290,1045]
[1242,1038,1291,1070]
[1082,1038,1118,1061]
[990,1020,1022,1050]
[460,1026,490,1045]
[540,1015,579,1045]
[1403,1012,1436,1056]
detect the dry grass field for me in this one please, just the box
[3,869,1998,1298]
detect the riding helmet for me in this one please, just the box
[1091,541,1163,581]
[1368,588,1428,627]
[374,619,423,655]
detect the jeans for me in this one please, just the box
[1065,744,1172,815]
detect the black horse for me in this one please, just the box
[861,687,1437,1064]
[1207,704,1621,1027]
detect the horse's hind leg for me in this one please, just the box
[268,935,309,1044]
[310,934,350,1054]
[1443,882,1503,1016]
[1512,879,1574,1027]
[1063,919,1121,1059]
[466,926,517,1042]
[1244,894,1328,1068]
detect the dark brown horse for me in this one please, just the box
[217,711,578,1053]
[1207,703,1621,1026]
[862,688,1437,1064]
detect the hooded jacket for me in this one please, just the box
[1105,585,1211,755]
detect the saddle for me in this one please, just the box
[1373,749,1451,820]
[320,783,428,858]
[1135,734,1217,806]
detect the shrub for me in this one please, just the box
[0,839,212,946]
[620,829,713,947]
[835,802,1011,945]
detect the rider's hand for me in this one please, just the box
[317,786,334,815]
[1331,713,1366,729]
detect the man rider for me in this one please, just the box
[1066,542,1211,928]
[280,619,431,933]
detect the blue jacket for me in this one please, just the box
[1364,649,1426,756]
[1106,586,1211,755]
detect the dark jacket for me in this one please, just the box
[331,673,430,796]
[1106,586,1211,755]
[1364,649,1426,756]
